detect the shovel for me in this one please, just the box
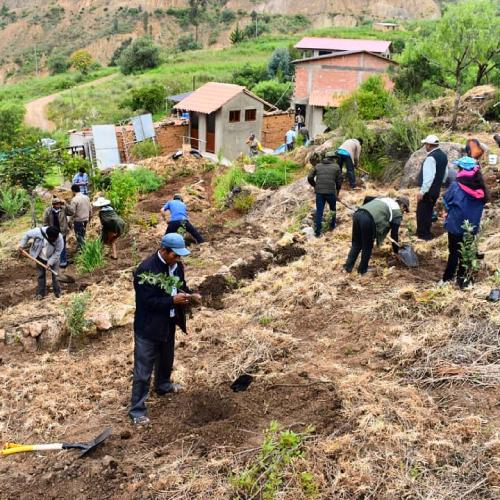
[388,237,419,268]
[1,427,112,458]
[20,248,76,283]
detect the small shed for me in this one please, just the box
[173,82,276,160]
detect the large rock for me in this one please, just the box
[400,143,463,188]
[37,317,67,351]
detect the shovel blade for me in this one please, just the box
[78,427,112,458]
[399,245,419,267]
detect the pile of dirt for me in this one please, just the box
[138,154,212,180]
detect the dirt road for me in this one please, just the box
[24,73,118,131]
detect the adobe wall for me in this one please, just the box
[262,113,294,149]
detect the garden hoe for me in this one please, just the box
[20,248,76,283]
[1,427,112,458]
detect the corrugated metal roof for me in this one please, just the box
[167,91,193,103]
[291,50,397,65]
[308,90,344,108]
[294,37,391,54]
[173,82,245,114]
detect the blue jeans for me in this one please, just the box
[315,193,336,236]
[74,221,88,250]
[337,154,356,188]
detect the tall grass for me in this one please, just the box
[214,166,245,208]
[0,186,29,219]
[76,238,105,274]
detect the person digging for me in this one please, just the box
[42,197,74,268]
[93,197,126,260]
[336,138,363,190]
[18,226,64,299]
[343,195,410,275]
[307,150,342,237]
[129,233,201,426]
[160,194,204,244]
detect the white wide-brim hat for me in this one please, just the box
[421,134,440,145]
[93,197,111,208]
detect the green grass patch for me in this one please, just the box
[244,155,300,189]
[213,166,245,208]
[76,238,105,274]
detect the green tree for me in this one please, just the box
[69,50,94,74]
[230,24,245,44]
[109,38,132,67]
[267,47,293,82]
[122,84,167,113]
[177,34,202,52]
[188,0,207,43]
[118,36,161,75]
[47,53,70,75]
[232,64,268,89]
[252,80,292,110]
[0,101,25,147]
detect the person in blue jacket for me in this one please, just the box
[129,233,201,425]
[442,156,489,287]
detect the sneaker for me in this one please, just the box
[342,265,352,274]
[54,292,61,298]
[132,416,150,426]
[156,383,183,396]
[35,294,44,300]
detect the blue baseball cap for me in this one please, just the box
[452,156,477,170]
[161,233,190,256]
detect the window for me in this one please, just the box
[245,109,256,121]
[229,110,240,123]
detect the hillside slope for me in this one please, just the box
[0,0,440,79]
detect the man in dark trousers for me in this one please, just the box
[307,151,342,237]
[161,194,204,244]
[416,135,448,240]
[129,233,200,425]
[343,196,410,275]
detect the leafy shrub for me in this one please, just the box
[229,24,246,44]
[220,9,236,23]
[458,221,480,288]
[76,238,105,274]
[177,34,202,52]
[106,170,139,216]
[109,38,132,67]
[69,50,94,74]
[48,53,70,75]
[252,80,292,110]
[0,186,29,219]
[0,101,25,147]
[245,155,300,189]
[65,291,91,350]
[382,115,429,157]
[119,36,161,75]
[267,47,293,82]
[214,166,245,208]
[59,153,92,181]
[231,64,268,89]
[130,140,162,160]
[122,83,166,113]
[128,167,163,192]
[233,192,254,213]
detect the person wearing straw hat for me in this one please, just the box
[129,233,201,425]
[441,156,489,288]
[93,197,125,260]
[416,135,448,241]
[43,197,74,268]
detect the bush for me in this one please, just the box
[106,170,139,216]
[65,291,91,350]
[123,83,166,113]
[59,153,92,181]
[214,166,245,208]
[69,50,94,74]
[48,53,70,75]
[177,34,202,52]
[128,167,163,192]
[0,101,25,147]
[220,9,236,23]
[118,36,161,75]
[0,186,29,219]
[233,192,254,213]
[267,48,293,82]
[109,38,132,67]
[130,140,162,160]
[382,115,429,157]
[76,239,105,274]
[245,155,300,189]
[231,64,268,89]
[252,80,292,110]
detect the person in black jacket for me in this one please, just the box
[129,233,200,425]
[307,150,343,237]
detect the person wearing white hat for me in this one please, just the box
[416,135,448,240]
[92,197,125,260]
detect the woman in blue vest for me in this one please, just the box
[441,156,488,288]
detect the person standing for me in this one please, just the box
[161,194,204,244]
[416,135,448,240]
[93,197,126,260]
[18,226,63,299]
[336,138,363,190]
[43,197,74,268]
[307,151,342,237]
[69,184,92,250]
[295,112,304,130]
[343,196,410,275]
[72,167,89,195]
[129,233,200,425]
[441,157,488,288]
[285,128,297,152]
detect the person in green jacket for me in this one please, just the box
[93,197,126,260]
[343,195,410,275]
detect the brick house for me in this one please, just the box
[292,38,397,137]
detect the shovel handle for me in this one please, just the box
[1,443,63,455]
[387,236,401,248]
[20,249,58,277]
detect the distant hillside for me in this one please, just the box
[0,0,441,81]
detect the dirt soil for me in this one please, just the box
[1,160,499,499]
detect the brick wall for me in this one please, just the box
[262,113,294,149]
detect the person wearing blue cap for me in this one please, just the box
[129,233,201,425]
[441,156,488,288]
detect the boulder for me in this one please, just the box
[90,312,113,331]
[37,317,67,351]
[29,322,44,338]
[400,143,463,188]
[301,227,316,240]
[111,304,135,327]
[20,335,37,353]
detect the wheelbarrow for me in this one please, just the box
[1,427,112,458]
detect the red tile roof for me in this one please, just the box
[294,37,391,54]
[173,82,245,114]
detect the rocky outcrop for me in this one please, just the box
[400,143,463,188]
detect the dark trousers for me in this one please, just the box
[416,194,437,240]
[344,210,375,274]
[60,235,67,267]
[74,221,88,250]
[36,258,60,297]
[166,220,204,243]
[315,193,336,236]
[129,324,176,419]
[443,232,466,284]
[337,154,356,188]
